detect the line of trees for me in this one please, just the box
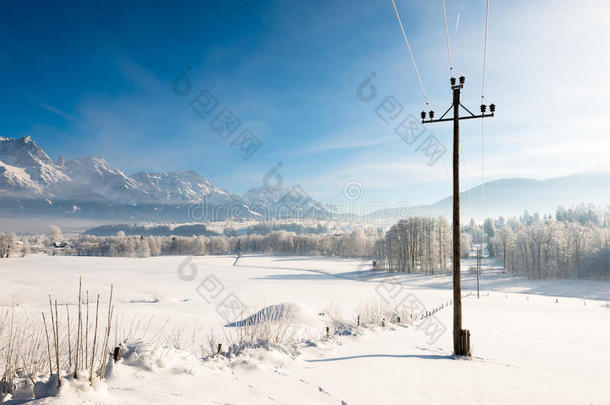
[373,217,470,273]
[7,204,608,281]
[68,228,379,258]
[489,206,609,280]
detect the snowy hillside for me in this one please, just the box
[0,160,43,195]
[64,156,149,202]
[131,170,238,204]
[0,255,608,404]
[243,186,334,219]
[370,173,610,221]
[0,136,70,188]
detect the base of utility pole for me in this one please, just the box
[456,329,471,357]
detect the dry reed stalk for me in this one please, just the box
[89,294,100,384]
[84,291,89,375]
[65,302,72,370]
[99,285,114,379]
[41,312,53,378]
[75,277,82,378]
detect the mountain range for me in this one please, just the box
[0,136,608,226]
[0,136,330,223]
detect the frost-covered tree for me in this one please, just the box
[460,233,472,258]
[21,239,30,257]
[137,237,151,258]
[374,217,453,273]
[488,205,609,280]
[0,233,15,258]
[47,225,63,245]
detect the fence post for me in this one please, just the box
[113,346,121,362]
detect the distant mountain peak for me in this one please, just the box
[0,136,70,186]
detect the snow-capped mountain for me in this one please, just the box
[0,136,296,221]
[0,160,43,196]
[0,136,240,205]
[130,170,238,204]
[63,156,148,202]
[243,186,334,218]
[0,136,70,188]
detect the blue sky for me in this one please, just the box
[2,0,609,206]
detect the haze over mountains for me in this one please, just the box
[0,136,329,224]
[0,136,608,227]
[0,136,237,204]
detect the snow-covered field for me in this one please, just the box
[1,254,609,404]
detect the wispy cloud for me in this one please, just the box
[292,130,396,156]
[37,100,76,121]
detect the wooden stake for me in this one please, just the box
[113,347,121,362]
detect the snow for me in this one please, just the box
[1,255,609,404]
[0,160,43,192]
[0,137,70,187]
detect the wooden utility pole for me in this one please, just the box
[421,76,494,356]
[476,247,481,299]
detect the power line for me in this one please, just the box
[442,0,454,73]
[441,1,472,215]
[481,0,490,101]
[390,0,429,105]
[481,0,490,264]
[390,0,451,179]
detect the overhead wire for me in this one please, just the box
[442,0,454,73]
[481,0,490,259]
[391,0,429,104]
[390,0,494,266]
[390,0,451,180]
[442,0,474,224]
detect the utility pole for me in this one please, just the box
[421,76,495,356]
[476,246,481,299]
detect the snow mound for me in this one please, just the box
[224,302,319,328]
